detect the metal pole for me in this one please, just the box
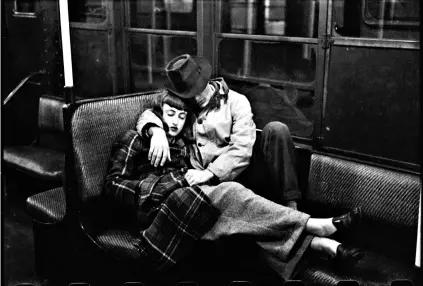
[243,0,254,76]
[378,0,386,39]
[59,0,75,103]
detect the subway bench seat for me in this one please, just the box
[3,95,65,188]
[25,90,421,285]
[294,153,421,286]
[63,91,272,285]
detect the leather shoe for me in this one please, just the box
[332,207,362,234]
[334,244,364,267]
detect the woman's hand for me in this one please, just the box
[185,169,214,186]
[148,127,171,167]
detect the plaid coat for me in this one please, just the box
[103,130,220,271]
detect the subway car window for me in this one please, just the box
[129,0,197,31]
[220,40,316,83]
[219,40,316,137]
[219,0,319,139]
[221,0,319,37]
[69,0,106,24]
[13,0,36,16]
[130,34,197,91]
[333,0,420,40]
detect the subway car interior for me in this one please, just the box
[2,0,421,286]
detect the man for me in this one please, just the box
[135,54,362,280]
[137,54,301,210]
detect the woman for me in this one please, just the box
[104,91,362,278]
[103,91,220,271]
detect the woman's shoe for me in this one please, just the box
[332,207,362,234]
[333,244,364,267]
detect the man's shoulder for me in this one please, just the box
[227,89,251,107]
[212,78,248,101]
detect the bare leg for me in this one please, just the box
[306,218,337,237]
[310,237,341,257]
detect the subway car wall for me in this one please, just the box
[2,1,420,168]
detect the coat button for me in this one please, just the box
[197,118,203,124]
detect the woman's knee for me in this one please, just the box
[219,181,245,191]
[263,121,291,137]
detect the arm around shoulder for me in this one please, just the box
[136,108,165,139]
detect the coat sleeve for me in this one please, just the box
[206,93,256,182]
[103,130,145,209]
[136,108,164,139]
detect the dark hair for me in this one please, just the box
[153,91,195,143]
[201,81,229,115]
[162,92,192,112]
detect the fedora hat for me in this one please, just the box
[165,54,212,99]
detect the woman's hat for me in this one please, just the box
[165,54,212,99]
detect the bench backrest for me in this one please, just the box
[38,95,66,151]
[304,153,420,264]
[68,90,163,204]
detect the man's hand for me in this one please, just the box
[185,169,214,186]
[148,127,171,167]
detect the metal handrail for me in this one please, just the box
[3,70,46,106]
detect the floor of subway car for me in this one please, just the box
[3,194,44,286]
[3,175,66,286]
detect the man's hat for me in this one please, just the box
[165,54,212,99]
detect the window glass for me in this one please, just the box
[219,39,316,83]
[129,0,197,31]
[227,81,315,138]
[333,0,419,40]
[69,0,106,24]
[365,0,419,22]
[14,0,36,15]
[221,0,319,38]
[247,86,315,138]
[130,34,197,91]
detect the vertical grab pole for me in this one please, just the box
[58,0,75,104]
[377,0,386,39]
[242,0,254,76]
[416,192,421,267]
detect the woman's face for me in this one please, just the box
[162,103,187,137]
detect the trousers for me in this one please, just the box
[238,121,302,203]
[200,122,312,280]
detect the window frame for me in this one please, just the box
[362,0,420,28]
[13,0,38,18]
[123,0,201,90]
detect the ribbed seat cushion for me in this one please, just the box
[95,229,141,260]
[26,187,66,224]
[296,154,421,285]
[297,250,420,286]
[4,145,64,182]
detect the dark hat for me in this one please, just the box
[165,54,212,99]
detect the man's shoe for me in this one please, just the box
[334,244,364,267]
[332,207,362,233]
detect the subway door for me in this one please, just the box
[2,1,44,91]
[323,1,420,167]
[2,0,51,145]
